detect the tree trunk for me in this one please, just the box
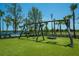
[6,24,9,36]
[2,21,4,31]
[36,24,40,42]
[46,22,48,36]
[34,24,37,36]
[14,20,17,33]
[6,24,8,32]
[14,4,17,33]
[73,11,76,38]
[14,24,17,33]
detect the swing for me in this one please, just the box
[47,34,56,39]
[47,21,59,39]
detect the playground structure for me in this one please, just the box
[19,15,74,47]
[0,13,74,47]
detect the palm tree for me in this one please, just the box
[28,7,42,35]
[28,7,43,41]
[24,18,31,32]
[0,10,4,38]
[6,3,22,33]
[4,15,11,32]
[70,4,78,38]
[64,15,73,47]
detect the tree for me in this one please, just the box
[0,10,4,38]
[64,15,73,47]
[28,7,44,41]
[4,15,11,31]
[6,3,22,33]
[24,18,32,32]
[28,7,42,35]
[70,3,78,38]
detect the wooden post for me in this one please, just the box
[65,19,73,48]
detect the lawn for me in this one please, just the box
[0,37,79,56]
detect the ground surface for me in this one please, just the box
[0,37,79,56]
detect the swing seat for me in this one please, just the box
[47,34,56,39]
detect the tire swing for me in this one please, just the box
[47,18,57,40]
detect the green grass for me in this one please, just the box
[0,37,79,56]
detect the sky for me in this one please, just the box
[0,3,79,30]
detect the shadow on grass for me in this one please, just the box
[46,41,71,47]
[25,38,71,48]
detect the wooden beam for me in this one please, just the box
[25,19,65,25]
